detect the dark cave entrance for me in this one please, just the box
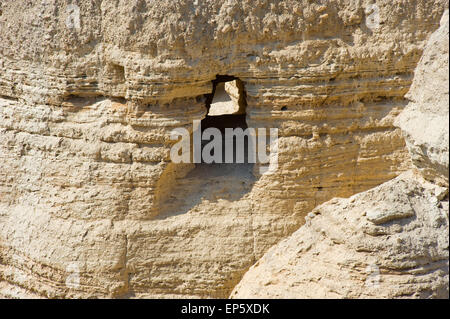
[199,75,252,165]
[159,76,255,219]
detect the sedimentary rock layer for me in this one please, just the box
[231,171,449,298]
[0,1,448,298]
[395,10,449,186]
[232,10,449,299]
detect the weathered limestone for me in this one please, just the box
[395,11,450,187]
[0,1,448,298]
[232,10,449,299]
[208,80,245,116]
[231,171,449,298]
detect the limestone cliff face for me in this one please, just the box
[395,11,449,187]
[232,171,449,298]
[0,1,448,298]
[232,10,449,299]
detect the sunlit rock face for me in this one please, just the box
[395,11,450,187]
[232,10,449,299]
[0,1,448,298]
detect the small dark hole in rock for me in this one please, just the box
[111,97,126,104]
[281,106,288,111]
[108,63,125,83]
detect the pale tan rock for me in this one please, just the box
[232,12,450,299]
[208,82,237,116]
[208,80,246,115]
[0,1,448,298]
[395,10,449,186]
[231,171,449,298]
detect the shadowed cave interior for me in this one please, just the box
[157,75,256,219]
[200,75,253,165]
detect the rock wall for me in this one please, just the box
[0,1,448,298]
[231,171,449,298]
[395,11,449,187]
[232,10,449,299]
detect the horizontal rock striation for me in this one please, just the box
[0,1,448,298]
[232,10,449,299]
[231,171,449,298]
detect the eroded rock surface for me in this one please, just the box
[231,171,449,298]
[0,1,448,298]
[232,10,449,299]
[395,11,449,186]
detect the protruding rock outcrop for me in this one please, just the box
[395,10,449,187]
[232,10,449,299]
[0,1,448,298]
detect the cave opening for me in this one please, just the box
[158,76,255,218]
[199,75,252,165]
